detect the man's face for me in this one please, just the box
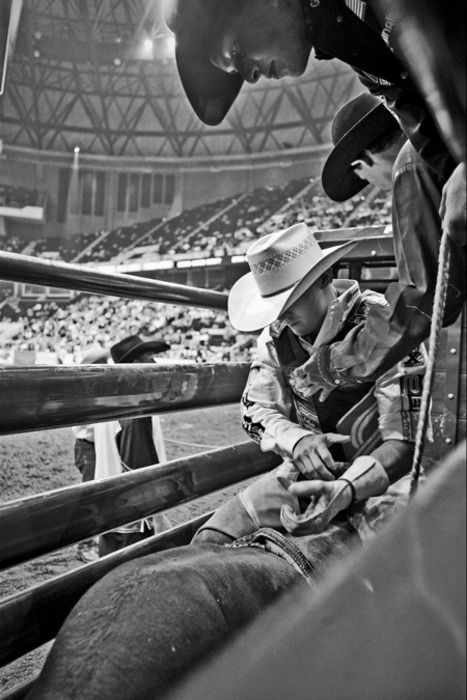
[209,0,311,83]
[279,278,330,339]
[351,153,393,190]
[351,140,403,191]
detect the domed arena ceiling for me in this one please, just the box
[0,0,362,157]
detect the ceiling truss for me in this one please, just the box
[0,0,361,157]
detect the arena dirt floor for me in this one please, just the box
[0,405,247,694]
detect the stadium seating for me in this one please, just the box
[0,178,392,364]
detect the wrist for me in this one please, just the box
[341,455,390,501]
[337,478,356,507]
[287,427,315,458]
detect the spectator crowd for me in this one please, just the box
[0,177,391,364]
[0,295,253,365]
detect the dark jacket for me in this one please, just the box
[301,0,456,179]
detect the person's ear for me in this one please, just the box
[351,153,373,181]
[351,157,366,171]
[351,150,373,168]
[361,149,375,166]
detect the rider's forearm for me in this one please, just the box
[370,439,414,484]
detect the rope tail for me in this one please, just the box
[409,228,452,497]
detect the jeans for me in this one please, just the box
[74,439,96,482]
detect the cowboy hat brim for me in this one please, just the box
[115,340,171,363]
[321,102,398,202]
[228,240,359,332]
[175,46,243,126]
[167,0,243,126]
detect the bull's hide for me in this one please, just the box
[28,544,303,700]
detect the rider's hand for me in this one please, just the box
[280,479,353,535]
[292,433,351,480]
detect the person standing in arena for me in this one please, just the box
[72,345,108,562]
[94,334,171,557]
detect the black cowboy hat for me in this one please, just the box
[111,335,170,364]
[321,92,400,202]
[165,0,243,126]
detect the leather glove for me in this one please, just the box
[280,455,390,535]
[239,462,301,530]
[280,479,353,535]
[339,455,390,501]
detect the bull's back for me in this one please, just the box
[26,543,304,700]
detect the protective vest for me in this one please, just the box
[269,300,381,462]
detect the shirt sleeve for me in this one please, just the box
[151,415,166,463]
[357,71,456,180]
[241,328,315,459]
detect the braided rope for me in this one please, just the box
[409,229,452,497]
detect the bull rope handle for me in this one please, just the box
[409,227,452,497]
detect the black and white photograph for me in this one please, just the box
[0,1,465,698]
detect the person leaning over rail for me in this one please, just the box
[93,335,171,556]
[165,0,466,344]
[164,0,465,229]
[194,222,425,549]
[289,92,466,400]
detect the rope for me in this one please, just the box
[409,228,452,497]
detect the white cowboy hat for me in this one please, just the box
[228,223,358,332]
